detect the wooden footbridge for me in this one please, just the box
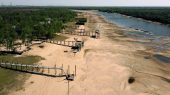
[0,62,76,81]
[47,40,84,52]
[62,30,100,38]
[48,40,83,47]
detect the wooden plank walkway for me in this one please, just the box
[47,40,84,52]
[48,40,78,47]
[62,31,100,38]
[0,62,76,80]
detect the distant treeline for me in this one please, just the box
[98,7,170,24]
[0,8,76,51]
[71,7,170,25]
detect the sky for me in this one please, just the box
[0,0,170,6]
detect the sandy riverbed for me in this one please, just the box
[10,11,170,95]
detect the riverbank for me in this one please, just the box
[99,7,170,25]
[9,10,170,95]
[99,11,170,36]
[99,11,170,54]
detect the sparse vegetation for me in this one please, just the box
[0,55,43,95]
[52,35,68,41]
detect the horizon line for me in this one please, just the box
[0,5,170,7]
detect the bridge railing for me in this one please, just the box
[0,62,76,80]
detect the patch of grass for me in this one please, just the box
[0,55,43,95]
[52,34,68,41]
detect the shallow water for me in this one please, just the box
[98,12,170,52]
[154,54,170,63]
[99,12,170,36]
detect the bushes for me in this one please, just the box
[76,18,87,25]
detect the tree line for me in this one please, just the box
[98,7,170,24]
[70,7,170,25]
[0,8,76,51]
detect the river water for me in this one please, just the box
[98,12,170,52]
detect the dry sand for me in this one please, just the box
[10,11,170,95]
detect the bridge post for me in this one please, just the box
[10,62,13,69]
[4,62,7,68]
[0,61,2,67]
[36,66,39,72]
[41,67,44,74]
[21,64,22,70]
[75,65,77,76]
[72,41,74,47]
[16,63,18,70]
[64,41,65,46]
[68,41,70,46]
[26,65,28,71]
[61,64,63,75]
[31,66,34,72]
[60,41,61,45]
[54,64,57,76]
[68,65,70,75]
[48,67,50,74]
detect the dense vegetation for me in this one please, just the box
[0,8,76,51]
